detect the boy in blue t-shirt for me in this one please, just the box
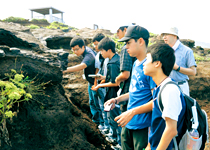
[105,25,156,150]
[115,43,186,150]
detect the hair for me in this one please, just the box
[118,26,128,32]
[133,38,149,47]
[147,43,175,76]
[70,36,85,48]
[92,33,105,42]
[98,37,116,53]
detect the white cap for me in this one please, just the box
[161,27,179,37]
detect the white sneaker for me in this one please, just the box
[105,136,118,145]
[101,128,109,135]
[111,144,122,150]
[105,132,112,137]
[98,124,104,131]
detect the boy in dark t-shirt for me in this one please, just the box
[63,36,104,127]
[92,37,121,146]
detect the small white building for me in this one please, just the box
[30,7,64,23]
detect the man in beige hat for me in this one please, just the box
[161,27,197,95]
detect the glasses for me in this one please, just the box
[72,48,80,52]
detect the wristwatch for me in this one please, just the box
[176,66,180,72]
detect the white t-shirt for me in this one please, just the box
[95,51,109,76]
[160,78,182,121]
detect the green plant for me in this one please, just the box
[109,34,125,52]
[2,16,28,23]
[31,18,48,24]
[0,69,49,146]
[27,24,40,29]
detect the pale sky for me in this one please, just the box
[1,0,210,44]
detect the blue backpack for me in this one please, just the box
[158,81,209,150]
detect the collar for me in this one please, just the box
[172,40,181,51]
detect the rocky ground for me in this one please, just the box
[0,21,210,149]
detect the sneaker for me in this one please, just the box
[105,136,118,145]
[98,124,104,131]
[111,144,122,150]
[105,132,112,137]
[101,128,109,135]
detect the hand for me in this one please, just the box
[115,76,121,86]
[91,85,96,89]
[114,109,135,127]
[104,98,116,110]
[173,63,179,70]
[145,143,151,150]
[63,70,68,75]
[91,85,100,91]
[96,74,105,80]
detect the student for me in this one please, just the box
[115,26,136,113]
[161,27,197,96]
[104,25,156,150]
[114,43,186,150]
[63,36,104,128]
[92,33,110,132]
[92,37,121,147]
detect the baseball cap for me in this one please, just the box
[118,25,150,42]
[161,27,179,38]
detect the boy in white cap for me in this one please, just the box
[161,27,197,96]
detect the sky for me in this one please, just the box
[1,0,210,46]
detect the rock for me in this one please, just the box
[0,49,5,57]
[180,39,195,48]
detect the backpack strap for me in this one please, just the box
[157,81,182,150]
[158,81,180,112]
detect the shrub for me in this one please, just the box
[27,24,40,29]
[2,16,28,23]
[31,18,49,24]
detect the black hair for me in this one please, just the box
[98,37,116,53]
[148,43,175,76]
[133,38,149,47]
[70,36,85,48]
[118,26,128,32]
[92,33,105,42]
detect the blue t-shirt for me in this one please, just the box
[126,58,156,129]
[170,43,197,82]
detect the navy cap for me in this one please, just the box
[118,25,150,42]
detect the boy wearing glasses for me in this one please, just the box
[63,36,104,129]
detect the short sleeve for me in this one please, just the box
[161,84,182,121]
[186,49,197,68]
[82,53,95,67]
[120,46,134,72]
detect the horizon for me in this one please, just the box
[1,0,209,48]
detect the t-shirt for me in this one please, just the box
[82,46,96,85]
[104,54,120,102]
[95,51,109,76]
[126,58,156,129]
[161,78,182,121]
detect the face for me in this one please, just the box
[162,33,177,47]
[143,53,156,76]
[117,29,125,39]
[93,41,99,52]
[72,45,84,56]
[100,49,109,58]
[125,39,140,57]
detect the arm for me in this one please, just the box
[104,93,129,110]
[63,63,87,74]
[174,63,196,76]
[115,100,153,127]
[91,82,119,91]
[156,117,177,150]
[115,71,130,86]
[93,68,99,88]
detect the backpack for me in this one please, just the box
[158,81,209,150]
